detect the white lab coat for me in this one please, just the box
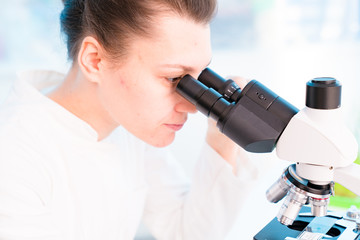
[0,70,257,240]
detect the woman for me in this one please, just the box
[0,0,257,239]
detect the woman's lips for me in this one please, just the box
[165,123,184,131]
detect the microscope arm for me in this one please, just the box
[334,163,360,196]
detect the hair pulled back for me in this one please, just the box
[60,0,217,61]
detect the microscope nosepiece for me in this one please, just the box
[267,164,333,226]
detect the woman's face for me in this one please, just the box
[98,15,212,147]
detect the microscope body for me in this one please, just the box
[270,104,359,225]
[176,68,359,228]
[277,107,358,183]
[271,101,359,226]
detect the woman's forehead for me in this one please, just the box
[130,15,212,69]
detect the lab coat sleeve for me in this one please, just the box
[142,142,258,240]
[0,134,62,240]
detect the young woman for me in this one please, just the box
[0,0,257,239]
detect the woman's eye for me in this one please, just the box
[167,76,183,84]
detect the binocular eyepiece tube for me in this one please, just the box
[176,68,299,153]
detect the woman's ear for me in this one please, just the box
[77,36,104,84]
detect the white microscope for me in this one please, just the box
[268,77,359,224]
[176,68,359,240]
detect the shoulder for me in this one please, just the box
[0,100,55,188]
[0,101,51,160]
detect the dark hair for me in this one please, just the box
[60,0,217,61]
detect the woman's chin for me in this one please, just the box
[147,133,176,148]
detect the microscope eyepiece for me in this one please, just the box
[197,68,226,92]
[176,75,207,106]
[198,68,242,102]
[176,74,232,122]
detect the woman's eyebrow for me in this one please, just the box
[159,64,194,71]
[159,60,212,71]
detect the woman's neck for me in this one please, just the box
[47,65,118,141]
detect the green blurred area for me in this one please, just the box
[252,0,275,12]
[329,154,360,209]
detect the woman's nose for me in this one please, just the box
[174,95,198,114]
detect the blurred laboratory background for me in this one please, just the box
[1,0,360,239]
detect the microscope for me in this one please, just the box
[176,68,360,239]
